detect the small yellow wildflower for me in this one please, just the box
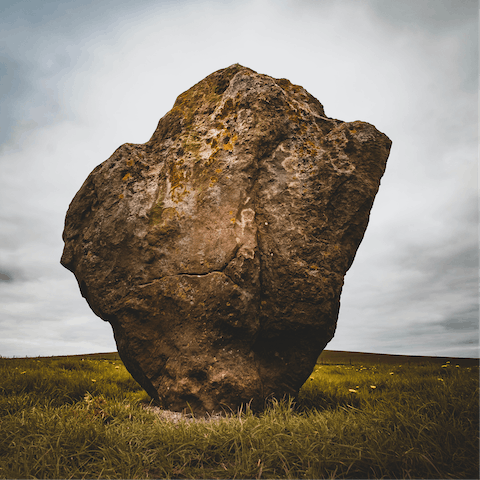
[91,379,97,382]
[348,389,358,393]
[437,378,444,381]
[115,366,120,369]
[389,372,394,375]
[370,385,377,389]
[20,371,26,374]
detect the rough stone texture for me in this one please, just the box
[61,64,391,414]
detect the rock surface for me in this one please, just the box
[61,64,391,414]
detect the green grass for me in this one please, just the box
[0,353,478,479]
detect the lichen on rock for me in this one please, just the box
[61,64,391,414]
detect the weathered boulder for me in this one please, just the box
[61,64,391,414]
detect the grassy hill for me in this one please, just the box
[318,349,479,367]
[1,350,478,478]
[42,349,479,367]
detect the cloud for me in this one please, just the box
[0,0,477,358]
[368,0,478,35]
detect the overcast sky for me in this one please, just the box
[1,0,478,359]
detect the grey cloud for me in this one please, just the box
[1,0,477,359]
[0,56,32,146]
[1,0,190,37]
[436,316,479,334]
[394,233,478,305]
[402,240,478,277]
[368,0,478,94]
[2,0,120,34]
[0,50,75,152]
[0,0,152,149]
[368,0,478,33]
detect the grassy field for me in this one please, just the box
[0,351,478,479]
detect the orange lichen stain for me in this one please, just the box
[222,133,238,151]
[118,194,124,199]
[309,264,319,270]
[306,141,319,156]
[126,159,134,167]
[230,218,236,224]
[169,67,247,131]
[215,168,222,173]
[122,173,131,181]
[297,140,318,160]
[173,186,190,204]
[182,132,201,159]
[205,148,220,169]
[276,78,302,94]
[167,156,192,204]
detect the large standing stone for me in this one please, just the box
[61,64,391,414]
